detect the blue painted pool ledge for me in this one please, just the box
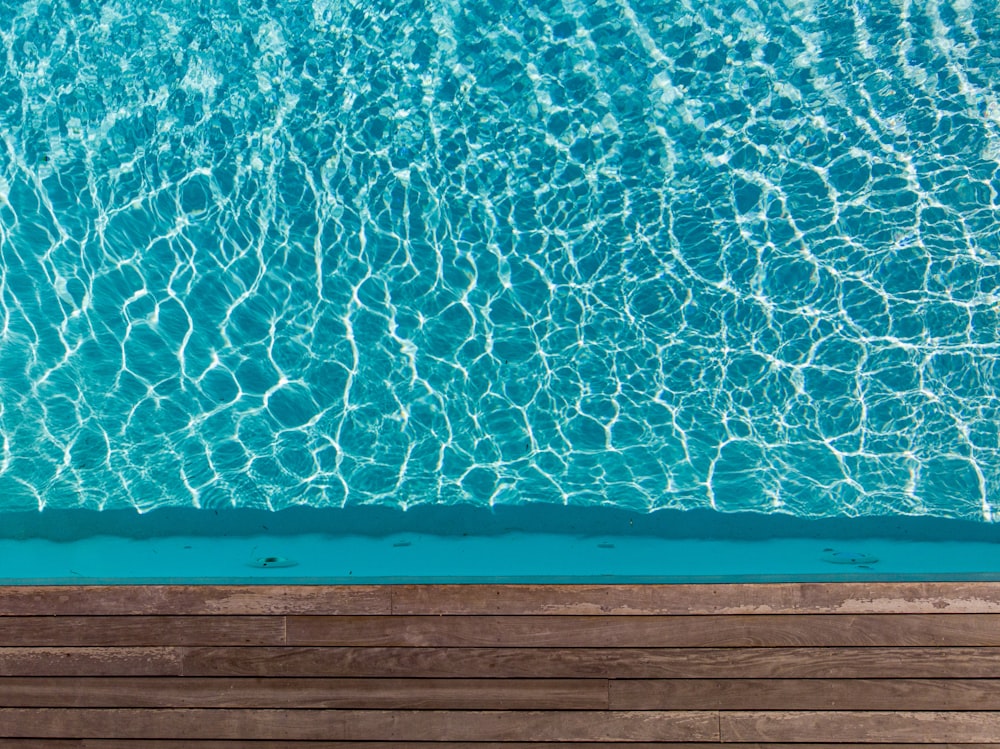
[1,505,999,584]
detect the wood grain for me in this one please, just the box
[0,709,719,741]
[0,587,390,616]
[0,744,997,749]
[0,677,608,709]
[7,582,1000,615]
[0,648,183,677]
[610,678,1000,710]
[181,645,1000,678]
[0,617,284,646]
[6,644,996,682]
[390,583,1000,615]
[4,583,1000,746]
[721,711,1000,743]
[0,743,790,749]
[287,613,1000,647]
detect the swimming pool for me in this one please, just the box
[3,504,1000,583]
[0,0,998,581]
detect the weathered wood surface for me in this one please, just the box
[0,709,720,741]
[720,712,1000,743]
[0,677,608,709]
[1,745,999,749]
[2,676,995,711]
[0,647,1000,679]
[3,612,997,648]
[5,583,1000,615]
[390,583,1000,615]
[0,743,899,749]
[0,586,390,615]
[0,742,746,749]
[10,643,996,679]
[609,678,1000,710]
[286,613,1000,646]
[0,648,183,676]
[180,645,1000,678]
[0,617,284,646]
[1,584,999,744]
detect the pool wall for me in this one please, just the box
[2,505,999,584]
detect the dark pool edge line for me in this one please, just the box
[4,504,1000,542]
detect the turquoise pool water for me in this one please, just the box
[3,506,1000,582]
[0,0,998,529]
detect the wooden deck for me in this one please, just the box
[1,583,999,746]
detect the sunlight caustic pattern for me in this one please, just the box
[0,0,997,517]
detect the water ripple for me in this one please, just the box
[0,0,997,519]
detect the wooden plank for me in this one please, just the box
[4,744,1000,749]
[0,617,284,646]
[287,613,1000,647]
[180,645,1000,678]
[0,743,750,749]
[390,583,1000,615]
[0,744,996,749]
[0,743,788,749]
[6,583,1000,615]
[610,678,1000,710]
[6,583,1000,614]
[0,677,608,709]
[0,648,183,677]
[13,647,1000,679]
[0,709,718,741]
[721,711,1000,743]
[0,586,390,615]
[10,644,1000,680]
